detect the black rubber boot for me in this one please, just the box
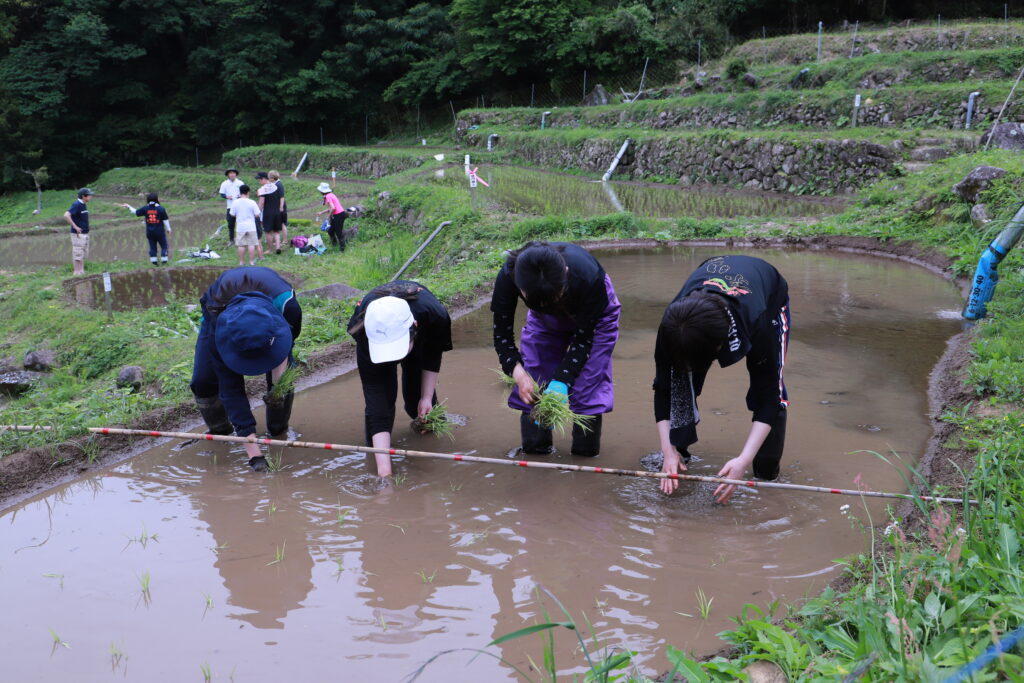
[194,394,233,435]
[570,414,603,457]
[752,409,787,480]
[265,390,294,437]
[520,413,553,455]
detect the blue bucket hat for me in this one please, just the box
[215,292,292,375]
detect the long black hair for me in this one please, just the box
[507,241,568,313]
[659,289,730,371]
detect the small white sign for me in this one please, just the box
[102,272,112,292]
[469,174,478,188]
[854,94,862,107]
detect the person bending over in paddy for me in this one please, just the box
[653,255,790,504]
[347,281,453,479]
[492,241,620,457]
[190,266,302,472]
[120,193,172,265]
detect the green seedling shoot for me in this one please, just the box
[269,365,300,400]
[109,641,127,672]
[49,628,70,651]
[530,382,594,435]
[695,587,714,620]
[416,569,438,584]
[267,540,287,566]
[412,401,455,440]
[496,369,593,434]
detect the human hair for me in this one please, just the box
[146,192,159,203]
[239,184,250,195]
[659,289,731,370]
[508,241,568,312]
[268,170,280,180]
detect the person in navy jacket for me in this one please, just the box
[653,255,791,503]
[190,266,302,471]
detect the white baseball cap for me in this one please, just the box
[365,296,415,363]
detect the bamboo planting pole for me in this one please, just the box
[1,425,976,505]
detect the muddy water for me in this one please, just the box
[0,248,960,681]
[429,165,845,219]
[63,267,227,311]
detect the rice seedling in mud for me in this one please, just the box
[137,571,152,606]
[267,540,287,566]
[200,661,212,683]
[416,569,438,584]
[695,587,714,620]
[123,523,159,550]
[42,572,64,590]
[411,401,455,440]
[407,585,636,682]
[48,628,70,652]
[202,592,214,619]
[109,642,127,673]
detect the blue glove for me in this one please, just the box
[544,380,569,403]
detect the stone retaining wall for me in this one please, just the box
[466,132,904,195]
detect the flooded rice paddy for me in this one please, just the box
[64,267,227,311]
[428,165,845,219]
[1,247,960,681]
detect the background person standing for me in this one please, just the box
[218,168,244,245]
[63,187,93,276]
[120,193,172,265]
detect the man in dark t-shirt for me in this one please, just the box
[64,187,93,275]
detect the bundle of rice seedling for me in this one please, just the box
[529,382,594,435]
[269,365,301,401]
[412,401,455,440]
[492,368,517,391]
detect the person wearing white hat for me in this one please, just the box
[346,281,453,478]
[314,181,347,251]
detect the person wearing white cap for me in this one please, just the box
[314,182,347,251]
[346,281,453,478]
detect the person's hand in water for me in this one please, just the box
[659,445,687,494]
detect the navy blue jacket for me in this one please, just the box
[199,267,302,436]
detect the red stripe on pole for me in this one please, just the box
[517,461,528,467]
[150,431,160,436]
[389,449,397,455]
[101,428,110,434]
[594,467,604,473]
[454,455,463,461]
[745,481,756,487]
[204,434,213,440]
[670,474,679,479]
[323,443,333,449]
[831,489,841,494]
[260,439,272,445]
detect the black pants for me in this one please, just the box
[358,354,435,444]
[225,209,236,243]
[520,413,603,457]
[751,409,787,480]
[327,213,347,251]
[146,228,168,263]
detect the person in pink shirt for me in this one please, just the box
[315,182,348,252]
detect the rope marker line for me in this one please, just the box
[2,425,976,505]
